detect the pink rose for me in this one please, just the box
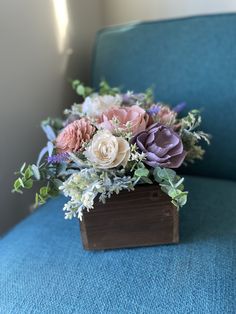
[148,104,177,126]
[56,119,95,153]
[98,105,150,135]
[157,106,177,126]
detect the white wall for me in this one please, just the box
[102,0,236,26]
[0,0,103,235]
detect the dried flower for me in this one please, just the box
[148,105,177,126]
[56,118,95,153]
[98,105,150,135]
[131,123,186,168]
[84,130,130,169]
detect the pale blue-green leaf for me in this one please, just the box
[20,162,26,174]
[174,177,184,188]
[31,164,40,180]
[41,124,56,141]
[47,141,54,157]
[37,146,48,166]
[134,168,149,177]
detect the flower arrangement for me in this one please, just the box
[13,80,210,220]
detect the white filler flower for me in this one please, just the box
[82,94,122,118]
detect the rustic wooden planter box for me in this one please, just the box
[80,184,179,250]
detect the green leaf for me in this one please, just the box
[162,168,176,181]
[40,186,49,197]
[178,194,188,206]
[168,188,181,198]
[14,178,22,191]
[76,85,85,97]
[135,168,149,177]
[153,167,176,183]
[153,166,188,208]
[140,177,153,184]
[31,164,40,180]
[24,179,33,189]
[18,178,24,188]
[174,177,184,188]
[38,194,46,204]
[24,166,33,179]
[20,162,26,174]
[35,193,39,207]
[71,79,80,89]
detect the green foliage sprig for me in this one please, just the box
[153,167,188,208]
[179,110,211,163]
[13,163,34,193]
[71,80,94,98]
[99,80,121,95]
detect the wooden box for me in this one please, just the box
[80,184,179,250]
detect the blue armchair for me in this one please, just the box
[1,14,236,313]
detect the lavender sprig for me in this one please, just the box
[47,153,69,164]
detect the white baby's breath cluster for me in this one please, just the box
[60,168,134,220]
[82,94,122,118]
[64,103,83,116]
[129,144,146,162]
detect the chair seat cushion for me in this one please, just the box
[1,176,235,313]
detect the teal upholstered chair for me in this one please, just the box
[1,14,236,313]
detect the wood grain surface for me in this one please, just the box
[80,184,179,250]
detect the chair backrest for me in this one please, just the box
[92,14,236,181]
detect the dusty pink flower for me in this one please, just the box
[98,105,150,135]
[148,105,177,126]
[158,106,177,125]
[56,119,95,153]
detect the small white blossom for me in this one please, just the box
[82,94,122,118]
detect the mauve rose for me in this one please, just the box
[56,118,95,153]
[131,123,186,168]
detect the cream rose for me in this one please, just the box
[84,130,130,169]
[82,94,122,118]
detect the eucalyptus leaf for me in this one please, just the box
[18,178,24,188]
[31,164,40,180]
[134,168,149,177]
[41,124,56,141]
[140,177,152,184]
[20,162,26,174]
[24,166,33,179]
[174,177,184,188]
[14,179,22,191]
[76,85,85,96]
[37,146,48,166]
[40,186,49,197]
[24,179,33,189]
[47,141,54,157]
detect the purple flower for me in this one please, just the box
[47,152,69,164]
[173,102,186,113]
[147,105,161,116]
[131,123,186,168]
